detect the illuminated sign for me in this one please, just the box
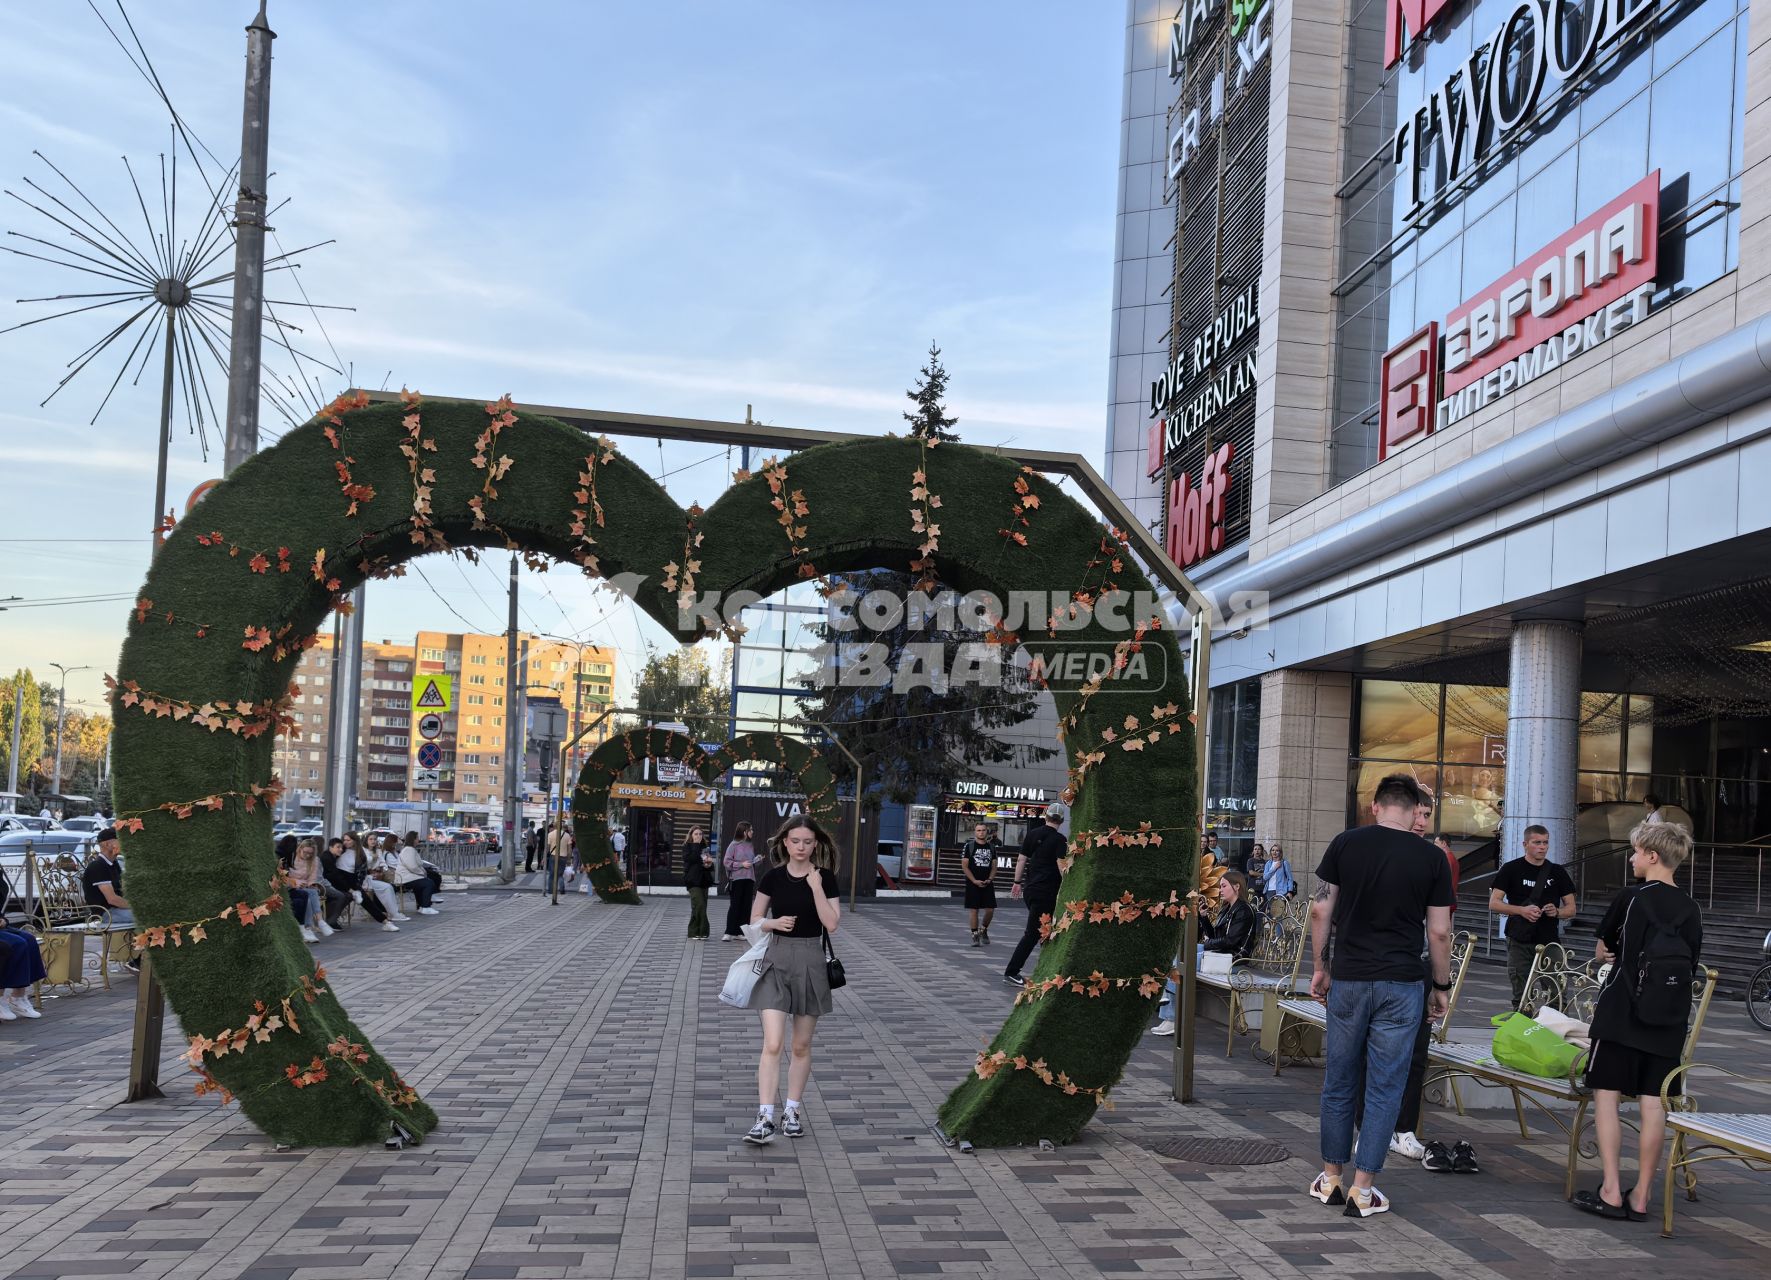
[1377,173,1660,451]
[1167,2,1272,178]
[952,780,1050,803]
[1168,0,1213,81]
[1378,322,1439,463]
[1150,282,1258,424]
[1384,0,1457,69]
[1393,0,1662,217]
[1164,442,1233,568]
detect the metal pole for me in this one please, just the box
[323,586,365,838]
[222,1,275,475]
[551,742,566,906]
[152,311,176,549]
[1173,614,1212,1105]
[500,555,519,882]
[124,952,166,1101]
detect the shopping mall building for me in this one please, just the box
[1107,0,1771,871]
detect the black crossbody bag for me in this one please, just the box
[822,928,847,990]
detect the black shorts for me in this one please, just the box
[963,882,997,910]
[1584,1040,1681,1099]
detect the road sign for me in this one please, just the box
[527,696,567,743]
[417,712,443,741]
[417,741,443,769]
[413,768,442,790]
[411,674,452,713]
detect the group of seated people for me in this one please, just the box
[276,831,442,942]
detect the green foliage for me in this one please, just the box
[631,644,731,741]
[904,341,960,442]
[112,397,1193,1149]
[0,669,46,791]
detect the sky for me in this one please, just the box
[0,1,1126,719]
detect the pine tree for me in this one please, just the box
[904,342,960,442]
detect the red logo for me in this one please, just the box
[1384,0,1456,68]
[1164,442,1233,568]
[1378,322,1439,463]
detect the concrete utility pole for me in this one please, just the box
[222,1,275,475]
[49,662,92,797]
[323,586,366,838]
[500,555,520,881]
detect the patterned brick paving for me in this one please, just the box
[1,886,1767,1279]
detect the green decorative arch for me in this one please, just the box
[571,727,840,903]
[110,394,1194,1148]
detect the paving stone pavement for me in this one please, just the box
[2,886,1768,1279]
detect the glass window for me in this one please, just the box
[1649,25,1736,212]
[1575,90,1649,220]
[1436,763,1504,839]
[1514,148,1577,259]
[1626,696,1655,773]
[1350,761,1441,826]
[735,646,782,688]
[1460,195,1516,298]
[1358,680,1440,760]
[1441,684,1508,764]
[1578,693,1626,771]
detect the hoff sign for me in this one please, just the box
[1164,442,1233,569]
[1379,173,1659,456]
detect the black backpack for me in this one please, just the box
[1629,890,1697,1027]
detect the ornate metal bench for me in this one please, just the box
[1424,942,1719,1201]
[26,850,134,993]
[1657,1065,1771,1238]
[1269,929,1476,1076]
[1193,896,1309,1058]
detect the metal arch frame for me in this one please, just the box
[358,390,1215,1103]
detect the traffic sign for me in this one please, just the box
[417,712,443,741]
[411,674,453,713]
[413,768,442,790]
[416,741,443,769]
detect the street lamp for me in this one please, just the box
[48,662,94,800]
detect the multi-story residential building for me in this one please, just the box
[281,636,415,821]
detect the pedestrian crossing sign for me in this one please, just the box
[411,674,453,713]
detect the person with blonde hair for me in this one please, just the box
[1574,820,1703,1222]
[742,814,841,1145]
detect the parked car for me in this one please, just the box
[0,815,58,836]
[60,816,106,835]
[0,827,93,887]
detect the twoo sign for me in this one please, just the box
[1164,442,1233,569]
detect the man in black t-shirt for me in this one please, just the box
[1003,801,1067,987]
[1309,775,1454,1219]
[1489,825,1577,1009]
[961,822,999,947]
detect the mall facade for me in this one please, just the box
[1108,0,1771,870]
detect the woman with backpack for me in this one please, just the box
[1573,820,1703,1222]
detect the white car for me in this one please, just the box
[60,816,106,835]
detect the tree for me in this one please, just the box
[63,711,113,804]
[904,341,960,442]
[0,669,46,796]
[631,644,732,743]
[800,350,1054,806]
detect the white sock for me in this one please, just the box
[785,1099,801,1113]
[759,1104,776,1121]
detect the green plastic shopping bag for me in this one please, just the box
[1490,1012,1583,1078]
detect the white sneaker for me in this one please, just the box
[381,921,401,932]
[314,920,336,937]
[0,1000,15,1022]
[1389,1131,1426,1161]
[418,907,439,916]
[300,926,319,943]
[391,913,411,922]
[1149,1020,1175,1036]
[8,995,41,1019]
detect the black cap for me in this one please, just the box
[97,827,119,843]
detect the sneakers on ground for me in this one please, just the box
[1389,1130,1427,1161]
[1343,1186,1390,1218]
[1149,1020,1175,1036]
[299,925,319,943]
[1308,1172,1345,1206]
[980,928,990,945]
[1003,973,1026,988]
[314,919,336,938]
[391,913,412,922]
[743,1113,777,1146]
[381,921,401,932]
[1450,1140,1480,1174]
[6,995,41,1019]
[1421,1140,1454,1172]
[418,907,440,916]
[782,1108,804,1138]
[970,929,981,948]
[0,999,15,1023]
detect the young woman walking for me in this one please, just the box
[721,822,759,940]
[743,814,841,1145]
[682,825,715,939]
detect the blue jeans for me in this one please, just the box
[1320,978,1424,1175]
[1158,945,1207,1020]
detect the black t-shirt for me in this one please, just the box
[963,840,997,883]
[756,865,841,938]
[83,855,124,908]
[1492,857,1577,944]
[1019,824,1066,898]
[1316,825,1455,982]
[1589,881,1704,1057]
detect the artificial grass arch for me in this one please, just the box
[110,394,1195,1147]
[570,726,841,903]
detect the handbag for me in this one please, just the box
[1490,1012,1584,1078]
[822,929,847,990]
[719,923,772,1008]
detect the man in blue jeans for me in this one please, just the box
[1308,774,1454,1219]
